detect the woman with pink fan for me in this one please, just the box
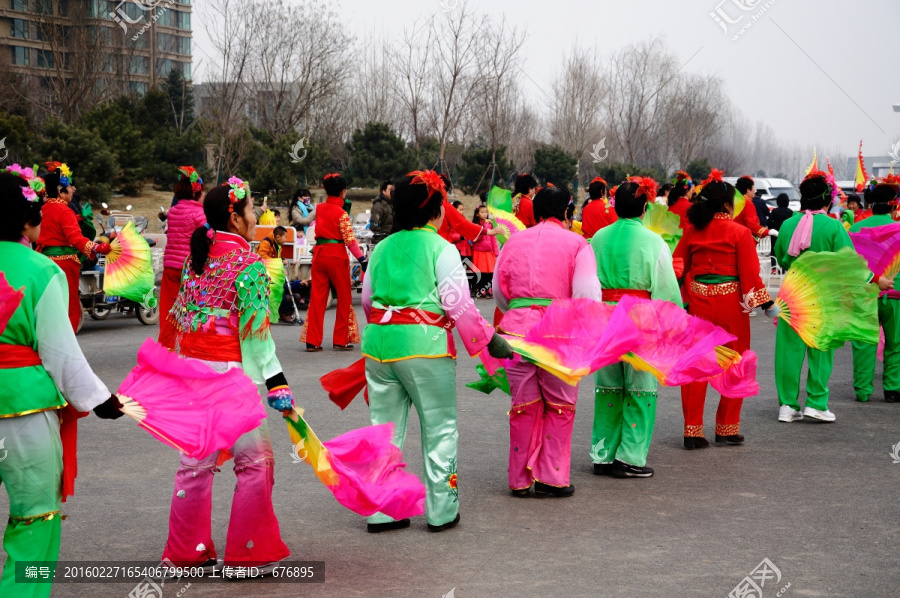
[494,185,603,498]
[774,171,892,423]
[362,171,512,532]
[849,175,900,403]
[674,170,776,449]
[0,167,124,598]
[163,179,293,570]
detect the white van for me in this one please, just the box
[724,176,801,212]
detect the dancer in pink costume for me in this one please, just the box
[164,180,293,568]
[494,186,602,497]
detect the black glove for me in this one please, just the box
[93,395,124,420]
[486,333,513,359]
[358,257,369,273]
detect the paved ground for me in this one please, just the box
[3,300,899,598]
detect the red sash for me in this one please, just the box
[369,307,452,329]
[178,331,243,363]
[0,344,42,368]
[602,289,651,302]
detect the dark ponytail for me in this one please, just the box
[687,181,735,230]
[667,180,692,207]
[189,183,250,275]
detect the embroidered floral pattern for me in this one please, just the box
[446,457,459,502]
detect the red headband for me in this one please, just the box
[407,170,447,207]
[323,173,341,181]
[589,176,608,187]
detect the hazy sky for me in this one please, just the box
[191,0,899,158]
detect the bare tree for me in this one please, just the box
[9,0,114,122]
[348,34,400,132]
[663,74,726,171]
[198,0,253,177]
[391,20,434,161]
[549,48,607,188]
[474,15,525,186]
[507,106,542,174]
[426,1,486,172]
[605,38,678,168]
[243,0,350,141]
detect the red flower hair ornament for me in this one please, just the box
[701,169,726,186]
[407,170,447,207]
[629,176,658,200]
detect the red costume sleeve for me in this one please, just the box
[443,202,484,242]
[59,207,95,257]
[735,205,768,238]
[338,213,364,260]
[735,227,771,307]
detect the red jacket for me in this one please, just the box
[581,199,617,239]
[669,197,691,229]
[314,197,363,261]
[733,201,769,238]
[37,198,95,257]
[439,199,483,244]
[673,213,769,307]
[514,194,536,228]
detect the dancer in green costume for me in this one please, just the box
[361,171,511,533]
[0,167,122,598]
[850,178,900,402]
[774,171,892,422]
[589,178,681,478]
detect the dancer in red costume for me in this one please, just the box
[580,177,617,240]
[301,173,367,351]
[36,163,111,331]
[673,170,775,449]
[512,173,538,228]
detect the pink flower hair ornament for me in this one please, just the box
[4,163,46,202]
[226,176,247,212]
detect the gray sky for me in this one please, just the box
[191,0,899,157]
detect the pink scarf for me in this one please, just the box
[787,209,826,257]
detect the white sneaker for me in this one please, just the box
[748,310,758,317]
[778,404,803,422]
[802,406,836,422]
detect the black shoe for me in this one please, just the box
[510,487,531,498]
[611,460,654,478]
[332,344,354,351]
[366,518,410,533]
[533,481,575,497]
[427,513,460,532]
[305,343,323,352]
[683,436,710,450]
[885,391,900,403]
[715,434,745,445]
[593,463,615,476]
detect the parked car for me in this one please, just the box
[724,177,801,212]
